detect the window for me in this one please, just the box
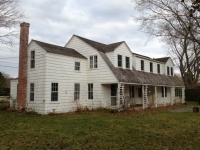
[74,83,80,100]
[51,83,58,101]
[171,67,173,76]
[118,55,122,67]
[161,87,167,97]
[126,57,130,69]
[75,62,80,70]
[30,83,34,101]
[175,88,182,98]
[88,83,93,99]
[157,64,160,74]
[30,51,35,68]
[141,60,144,71]
[167,66,170,75]
[138,87,142,97]
[90,56,98,69]
[129,86,134,98]
[150,62,153,73]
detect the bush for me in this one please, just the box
[0,100,10,110]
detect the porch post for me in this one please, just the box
[182,87,185,104]
[117,83,120,109]
[164,87,166,107]
[142,85,148,109]
[155,86,157,108]
[170,87,175,105]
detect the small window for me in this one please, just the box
[88,83,93,99]
[30,51,35,68]
[30,83,34,101]
[167,66,170,75]
[141,60,144,71]
[161,87,167,97]
[138,87,142,97]
[118,55,122,67]
[74,83,80,100]
[157,64,160,74]
[75,62,80,70]
[129,86,134,98]
[171,67,173,76]
[150,62,153,73]
[51,83,58,101]
[126,57,130,69]
[175,88,182,98]
[90,56,98,69]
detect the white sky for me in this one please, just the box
[0,0,169,77]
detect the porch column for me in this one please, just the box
[117,83,125,110]
[155,86,157,108]
[182,87,185,104]
[142,85,148,109]
[170,87,175,105]
[164,87,166,107]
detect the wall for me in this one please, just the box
[26,41,46,114]
[164,58,174,76]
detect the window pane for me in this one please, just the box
[88,84,93,99]
[171,67,173,76]
[94,56,98,68]
[157,64,160,74]
[126,57,130,69]
[51,83,58,101]
[90,56,93,68]
[118,55,122,67]
[167,67,170,75]
[141,60,144,71]
[75,62,80,70]
[150,62,153,72]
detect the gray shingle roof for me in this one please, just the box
[99,51,184,86]
[154,57,170,63]
[75,35,123,52]
[33,40,87,59]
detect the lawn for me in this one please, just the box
[0,107,200,149]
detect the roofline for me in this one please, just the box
[133,53,164,64]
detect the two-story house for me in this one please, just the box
[10,22,185,114]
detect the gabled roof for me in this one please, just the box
[32,40,86,59]
[154,57,170,63]
[99,51,184,86]
[74,35,124,53]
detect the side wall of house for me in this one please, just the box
[66,36,118,109]
[134,56,164,74]
[164,59,174,76]
[44,52,87,114]
[27,42,46,114]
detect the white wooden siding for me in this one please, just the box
[164,58,174,76]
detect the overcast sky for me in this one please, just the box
[0,0,168,77]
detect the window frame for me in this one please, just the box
[51,83,58,101]
[74,62,80,71]
[30,51,35,68]
[90,55,98,69]
[150,62,153,73]
[175,88,182,98]
[126,56,130,69]
[141,60,144,71]
[157,64,160,74]
[161,87,167,97]
[30,83,34,101]
[88,83,93,100]
[118,54,122,67]
[74,83,80,100]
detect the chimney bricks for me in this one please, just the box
[17,22,30,111]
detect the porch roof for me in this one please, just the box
[99,51,184,87]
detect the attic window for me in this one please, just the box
[126,57,130,69]
[171,67,173,76]
[90,55,98,69]
[167,66,170,75]
[150,62,153,73]
[157,64,160,74]
[118,55,122,67]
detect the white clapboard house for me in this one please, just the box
[10,22,185,114]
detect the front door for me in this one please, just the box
[111,84,117,106]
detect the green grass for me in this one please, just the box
[0,109,200,149]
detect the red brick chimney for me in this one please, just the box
[17,22,30,111]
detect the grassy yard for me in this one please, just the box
[0,107,200,149]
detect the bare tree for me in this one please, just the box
[0,0,24,46]
[134,0,200,89]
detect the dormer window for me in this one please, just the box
[157,64,160,74]
[30,51,35,68]
[150,62,153,73]
[90,55,98,69]
[141,60,144,71]
[126,57,130,69]
[171,67,173,76]
[118,55,122,67]
[167,66,170,75]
